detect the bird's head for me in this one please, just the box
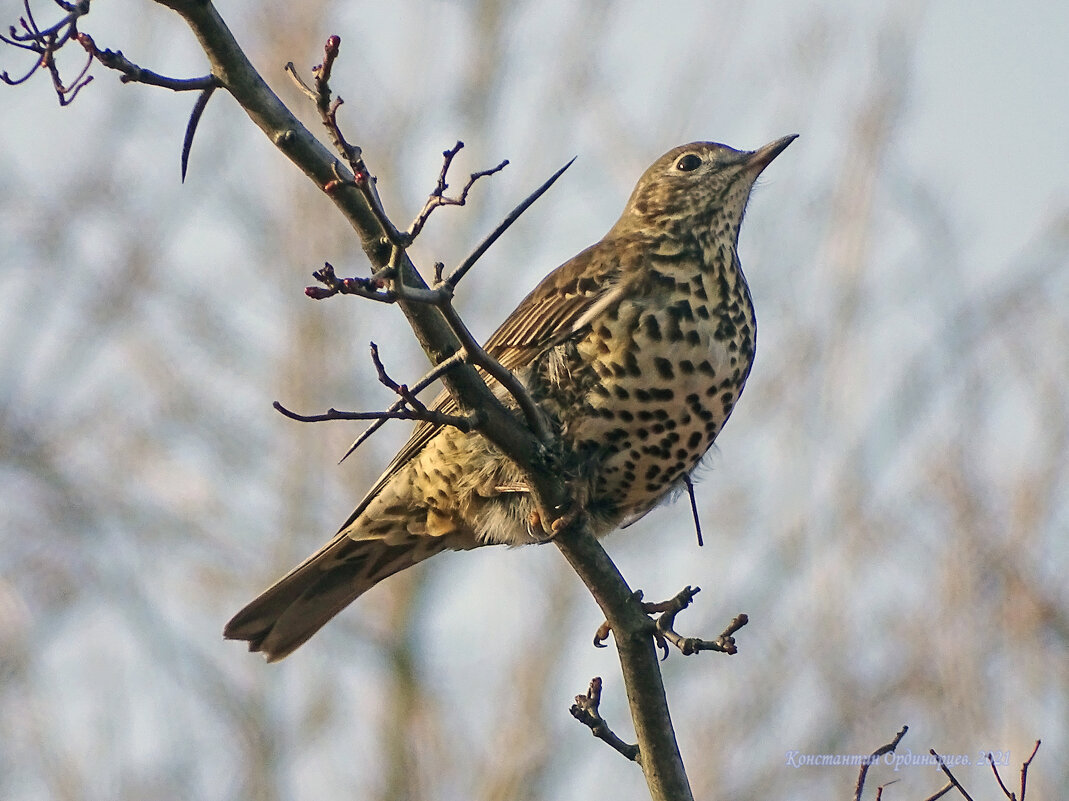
[612,135,797,240]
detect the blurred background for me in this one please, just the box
[1,0,1066,799]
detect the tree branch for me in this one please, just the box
[854,726,908,801]
[570,677,641,763]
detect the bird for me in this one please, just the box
[225,135,796,660]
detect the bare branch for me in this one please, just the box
[682,474,703,546]
[594,587,748,659]
[76,32,217,91]
[919,783,955,801]
[182,83,217,181]
[854,726,908,801]
[570,677,641,763]
[1,0,93,104]
[988,752,1014,800]
[338,349,469,465]
[445,156,575,290]
[307,254,554,450]
[272,400,478,432]
[929,748,975,801]
[306,262,397,303]
[406,141,510,240]
[287,36,410,247]
[1020,741,1041,801]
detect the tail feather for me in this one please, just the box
[224,533,445,662]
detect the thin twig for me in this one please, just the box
[306,262,396,303]
[1,0,93,104]
[406,140,510,240]
[369,341,430,412]
[682,474,703,546]
[445,156,576,290]
[272,400,477,431]
[593,588,748,659]
[918,783,955,801]
[286,37,408,246]
[854,726,908,801]
[181,83,217,181]
[570,677,641,763]
[929,749,975,801]
[1020,740,1040,801]
[338,349,469,464]
[988,752,1014,800]
[76,33,217,91]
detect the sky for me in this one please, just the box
[0,1,1066,800]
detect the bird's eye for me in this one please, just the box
[675,154,702,172]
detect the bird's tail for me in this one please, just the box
[224,530,448,662]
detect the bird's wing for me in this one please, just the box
[336,238,629,534]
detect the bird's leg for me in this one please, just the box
[593,586,748,659]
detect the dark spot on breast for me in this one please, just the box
[668,301,695,323]
[653,357,674,379]
[664,316,684,342]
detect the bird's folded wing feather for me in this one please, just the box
[336,239,628,534]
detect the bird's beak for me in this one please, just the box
[746,134,798,171]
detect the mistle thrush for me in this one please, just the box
[225,135,796,660]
